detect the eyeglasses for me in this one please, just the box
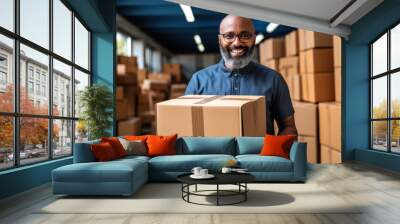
[219,31,255,43]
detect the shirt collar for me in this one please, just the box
[217,59,255,77]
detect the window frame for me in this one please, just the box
[370,20,400,154]
[0,0,92,171]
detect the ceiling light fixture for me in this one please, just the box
[179,4,195,22]
[266,23,279,33]
[255,34,265,45]
[194,34,202,45]
[198,44,205,52]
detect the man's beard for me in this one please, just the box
[219,44,255,70]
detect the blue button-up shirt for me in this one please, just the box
[184,59,294,135]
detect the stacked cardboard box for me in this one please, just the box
[117,56,138,76]
[298,30,334,103]
[116,56,141,135]
[138,72,172,133]
[293,101,319,163]
[319,102,341,163]
[170,84,187,99]
[163,64,183,83]
[316,36,343,163]
[279,31,301,101]
[259,30,342,164]
[137,69,148,84]
[259,37,285,71]
[333,36,342,102]
[316,36,342,164]
[118,117,142,136]
[285,30,299,56]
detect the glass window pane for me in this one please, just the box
[392,120,400,153]
[391,24,400,70]
[53,0,72,60]
[372,76,387,119]
[74,69,89,118]
[391,72,400,118]
[20,44,49,115]
[0,34,14,112]
[0,0,14,31]
[74,18,89,70]
[20,0,49,49]
[0,116,14,170]
[372,121,388,151]
[20,117,49,165]
[53,119,72,157]
[75,120,88,143]
[116,32,132,56]
[372,33,387,76]
[53,59,72,117]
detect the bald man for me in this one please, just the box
[185,15,297,136]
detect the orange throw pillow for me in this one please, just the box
[260,134,297,159]
[91,142,117,161]
[124,135,148,142]
[101,137,126,158]
[146,134,177,157]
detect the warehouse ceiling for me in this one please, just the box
[116,0,295,54]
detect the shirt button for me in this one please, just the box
[234,87,238,90]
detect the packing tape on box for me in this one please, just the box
[192,95,223,136]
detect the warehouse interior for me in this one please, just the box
[1,0,400,223]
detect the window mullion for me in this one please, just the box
[49,0,53,160]
[71,10,76,154]
[14,0,20,167]
[387,30,391,152]
[370,44,373,149]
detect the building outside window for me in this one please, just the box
[0,54,7,89]
[28,81,34,94]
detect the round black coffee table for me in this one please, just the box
[177,173,255,206]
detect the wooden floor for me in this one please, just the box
[1,162,400,224]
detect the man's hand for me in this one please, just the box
[277,115,298,136]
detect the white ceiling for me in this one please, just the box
[167,0,384,38]
[228,0,352,22]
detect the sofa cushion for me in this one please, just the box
[123,135,148,141]
[101,137,127,158]
[236,137,263,155]
[148,154,235,172]
[147,134,178,157]
[236,155,293,172]
[91,142,118,161]
[53,158,147,183]
[177,137,236,155]
[118,138,147,156]
[260,135,296,159]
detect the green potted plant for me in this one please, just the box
[79,84,113,140]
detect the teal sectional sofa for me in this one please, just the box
[52,137,307,196]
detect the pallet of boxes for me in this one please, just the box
[116,56,141,136]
